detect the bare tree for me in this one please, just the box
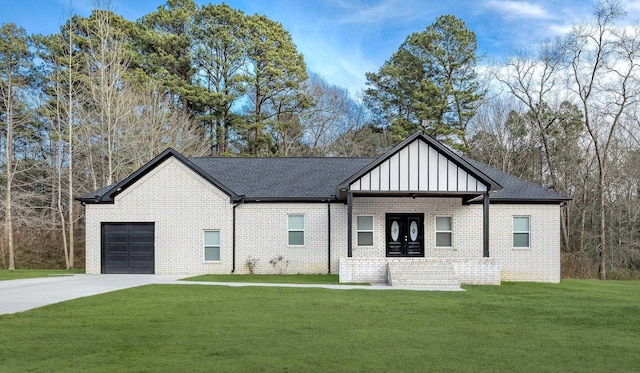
[41,9,81,269]
[117,80,209,172]
[294,73,355,156]
[566,1,640,279]
[74,5,133,189]
[0,23,32,270]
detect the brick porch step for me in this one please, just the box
[387,259,460,288]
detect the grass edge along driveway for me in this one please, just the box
[0,269,84,281]
[0,280,638,372]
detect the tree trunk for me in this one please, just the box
[68,16,75,269]
[5,86,15,270]
[598,171,607,280]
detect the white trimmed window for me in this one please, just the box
[288,214,305,246]
[204,230,220,261]
[435,216,452,247]
[357,216,374,246]
[513,216,530,248]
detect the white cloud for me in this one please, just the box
[547,23,573,36]
[330,0,430,25]
[294,30,376,97]
[485,0,553,20]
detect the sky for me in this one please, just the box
[2,0,640,95]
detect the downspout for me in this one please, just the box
[231,199,243,273]
[327,199,331,274]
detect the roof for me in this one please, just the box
[188,157,372,200]
[464,158,569,203]
[77,148,240,203]
[77,132,569,204]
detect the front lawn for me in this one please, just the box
[0,269,84,281]
[183,273,345,284]
[0,280,638,372]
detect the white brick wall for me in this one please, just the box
[339,258,500,285]
[351,197,483,258]
[85,157,233,275]
[235,203,334,274]
[347,197,560,283]
[490,204,561,283]
[85,163,560,283]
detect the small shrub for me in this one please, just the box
[269,255,290,274]
[561,252,597,279]
[245,257,259,274]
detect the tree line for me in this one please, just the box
[1,0,638,279]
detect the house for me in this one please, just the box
[78,131,568,286]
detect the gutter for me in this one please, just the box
[241,196,343,203]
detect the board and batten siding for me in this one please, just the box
[349,140,487,193]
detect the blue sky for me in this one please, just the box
[2,0,640,95]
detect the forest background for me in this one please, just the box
[1,0,639,280]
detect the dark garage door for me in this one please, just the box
[102,223,155,274]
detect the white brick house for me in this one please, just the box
[78,131,568,285]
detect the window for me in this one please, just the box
[435,216,452,247]
[513,216,530,248]
[288,215,304,246]
[357,216,374,246]
[204,230,220,261]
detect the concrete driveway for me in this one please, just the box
[0,274,462,315]
[0,274,186,315]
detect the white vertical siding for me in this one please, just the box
[409,141,420,190]
[428,147,438,190]
[458,168,468,191]
[349,139,488,193]
[379,160,389,191]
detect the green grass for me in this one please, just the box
[183,273,347,284]
[0,269,84,281]
[0,280,638,372]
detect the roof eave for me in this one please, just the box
[241,196,339,203]
[473,197,571,204]
[76,148,241,204]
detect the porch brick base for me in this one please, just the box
[339,257,500,285]
[388,259,460,288]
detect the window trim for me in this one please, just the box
[513,216,531,249]
[356,215,374,247]
[288,214,305,246]
[203,230,221,262]
[435,215,453,248]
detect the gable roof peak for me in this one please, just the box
[336,130,502,198]
[77,147,240,204]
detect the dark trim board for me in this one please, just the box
[101,222,155,274]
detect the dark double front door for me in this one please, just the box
[386,213,424,257]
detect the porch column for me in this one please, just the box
[347,192,353,257]
[483,191,490,257]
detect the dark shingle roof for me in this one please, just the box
[465,158,569,202]
[189,157,373,199]
[78,147,569,204]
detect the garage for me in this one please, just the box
[101,223,155,274]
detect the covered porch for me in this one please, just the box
[335,132,502,286]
